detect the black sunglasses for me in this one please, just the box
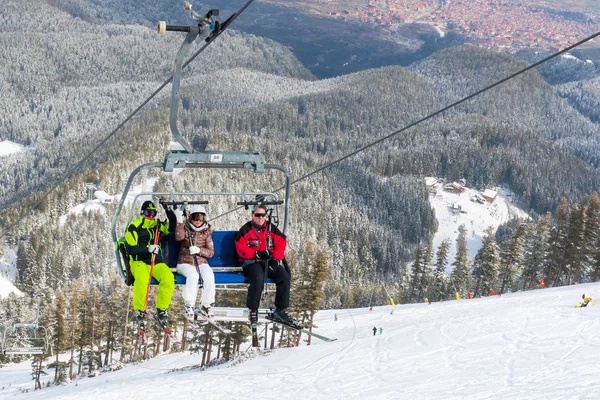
[253,213,266,217]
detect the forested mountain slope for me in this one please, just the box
[0,0,313,208]
[2,1,600,302]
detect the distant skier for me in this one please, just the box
[379,327,383,335]
[390,310,394,315]
[577,294,595,308]
[334,313,338,321]
[373,326,377,336]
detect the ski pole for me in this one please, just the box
[143,226,161,311]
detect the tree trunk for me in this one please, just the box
[34,357,42,390]
[201,335,209,367]
[121,290,131,363]
[78,344,84,375]
[270,323,276,349]
[89,296,96,372]
[104,322,112,367]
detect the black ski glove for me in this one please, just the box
[256,250,270,260]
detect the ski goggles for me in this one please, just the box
[143,210,157,218]
[190,213,205,221]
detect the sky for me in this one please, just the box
[1,282,599,400]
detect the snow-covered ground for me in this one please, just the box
[0,140,25,157]
[0,247,17,283]
[428,180,529,271]
[1,282,599,399]
[0,276,22,299]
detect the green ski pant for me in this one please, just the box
[130,260,175,311]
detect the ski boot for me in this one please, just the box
[156,308,169,325]
[248,308,258,328]
[135,310,147,327]
[271,308,302,329]
[184,306,195,321]
[198,304,215,321]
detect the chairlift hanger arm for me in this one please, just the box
[157,4,221,153]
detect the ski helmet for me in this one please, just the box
[582,294,587,299]
[189,205,207,216]
[141,200,157,212]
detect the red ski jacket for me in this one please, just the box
[234,221,287,262]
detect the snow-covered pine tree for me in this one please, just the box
[430,238,450,301]
[472,226,501,297]
[499,221,528,293]
[545,198,570,286]
[521,213,551,290]
[49,291,68,383]
[450,224,470,295]
[564,203,586,284]
[585,192,600,281]
[408,244,426,302]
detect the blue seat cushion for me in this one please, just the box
[150,230,273,285]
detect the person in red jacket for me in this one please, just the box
[234,204,296,327]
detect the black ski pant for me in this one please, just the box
[243,260,290,310]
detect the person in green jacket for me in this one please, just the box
[125,200,174,325]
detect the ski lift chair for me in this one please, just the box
[111,3,291,322]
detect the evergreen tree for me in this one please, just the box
[451,225,470,295]
[583,192,600,282]
[430,238,450,301]
[545,198,569,286]
[49,291,68,383]
[471,226,501,297]
[408,245,428,302]
[564,202,586,284]
[522,213,551,289]
[304,247,330,345]
[499,221,528,293]
[585,192,600,282]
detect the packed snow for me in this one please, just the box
[0,247,17,283]
[428,179,529,271]
[58,201,107,226]
[0,140,25,157]
[0,276,22,299]
[1,282,599,399]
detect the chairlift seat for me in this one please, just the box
[3,346,45,355]
[149,230,274,285]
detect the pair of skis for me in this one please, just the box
[182,308,232,334]
[137,310,336,346]
[137,310,181,345]
[250,312,337,346]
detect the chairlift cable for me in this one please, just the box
[0,0,257,240]
[288,30,600,186]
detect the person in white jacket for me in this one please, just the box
[174,205,216,320]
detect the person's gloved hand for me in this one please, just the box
[148,245,160,255]
[256,250,270,259]
[189,245,201,255]
[174,209,184,223]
